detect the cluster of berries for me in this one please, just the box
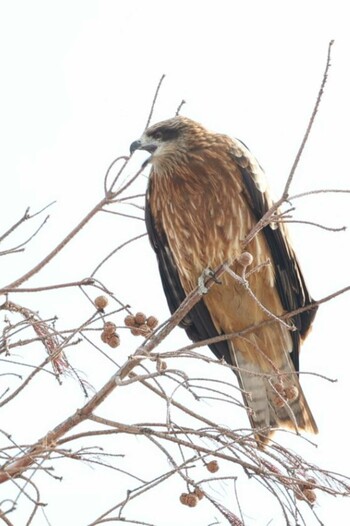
[124,312,158,336]
[179,461,219,508]
[271,381,299,409]
[100,321,120,348]
[179,488,204,508]
[94,296,121,348]
[95,295,159,348]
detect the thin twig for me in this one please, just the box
[243,40,335,247]
[117,193,145,202]
[111,165,146,199]
[0,248,25,256]
[1,215,50,255]
[90,233,147,277]
[0,202,55,245]
[283,40,334,198]
[175,99,186,116]
[0,278,95,295]
[0,509,15,526]
[144,74,166,129]
[279,219,346,232]
[290,188,350,200]
[101,209,144,221]
[103,156,129,196]
[1,198,108,292]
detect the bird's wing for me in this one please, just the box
[145,178,233,366]
[230,139,317,370]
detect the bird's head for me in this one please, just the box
[130,116,207,168]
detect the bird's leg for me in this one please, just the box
[198,267,222,294]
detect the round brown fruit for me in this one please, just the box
[147,315,159,329]
[124,315,136,327]
[94,295,108,310]
[103,321,116,334]
[135,312,147,325]
[108,335,120,348]
[206,460,219,473]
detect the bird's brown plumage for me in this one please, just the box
[130,116,318,444]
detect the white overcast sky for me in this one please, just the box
[0,1,349,525]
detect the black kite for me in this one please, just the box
[130,116,318,443]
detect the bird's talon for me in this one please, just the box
[207,267,222,285]
[198,268,221,294]
[198,273,209,294]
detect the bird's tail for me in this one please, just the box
[229,341,318,446]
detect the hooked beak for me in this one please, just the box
[129,139,157,155]
[130,140,142,154]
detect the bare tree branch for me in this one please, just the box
[144,74,166,129]
[244,40,335,247]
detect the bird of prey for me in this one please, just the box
[130,116,318,444]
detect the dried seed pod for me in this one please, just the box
[272,395,285,408]
[273,382,285,394]
[303,477,316,490]
[194,488,204,500]
[179,493,189,505]
[94,295,108,310]
[134,312,147,325]
[284,385,299,402]
[124,314,136,327]
[131,327,142,336]
[185,493,198,507]
[104,321,116,334]
[206,460,219,473]
[147,315,158,329]
[108,334,120,348]
[238,251,254,267]
[295,490,305,501]
[303,489,316,504]
[101,331,109,343]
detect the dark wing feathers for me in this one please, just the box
[145,187,186,318]
[240,166,318,370]
[145,181,233,366]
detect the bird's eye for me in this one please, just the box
[149,127,179,142]
[153,131,163,140]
